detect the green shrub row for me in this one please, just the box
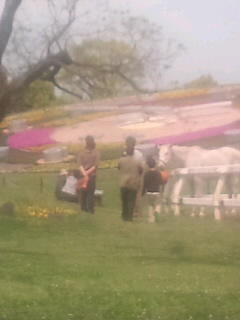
[67,142,124,161]
[9,159,118,174]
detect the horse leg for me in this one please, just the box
[213,174,225,220]
[225,174,238,216]
[230,174,239,216]
[194,177,205,217]
[148,205,155,223]
[162,178,173,215]
[188,176,197,217]
[188,176,195,197]
[199,206,205,217]
[225,174,233,198]
[171,176,185,216]
[190,207,197,217]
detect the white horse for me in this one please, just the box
[158,144,240,168]
[158,144,240,216]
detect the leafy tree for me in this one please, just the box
[184,74,218,89]
[60,39,144,99]
[0,0,74,120]
[0,0,183,121]
[60,16,184,99]
[19,81,56,111]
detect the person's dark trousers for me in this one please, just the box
[120,187,137,221]
[80,175,96,213]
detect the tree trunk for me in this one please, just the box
[0,0,74,123]
[0,0,22,63]
[0,50,72,122]
[0,92,11,123]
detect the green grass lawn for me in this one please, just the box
[0,169,240,320]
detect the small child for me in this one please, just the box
[56,169,82,203]
[143,157,163,223]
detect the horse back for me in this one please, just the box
[186,147,240,167]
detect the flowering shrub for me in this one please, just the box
[28,160,114,174]
[27,163,76,173]
[155,88,210,100]
[99,159,118,169]
[0,108,120,129]
[27,206,76,218]
[14,158,117,174]
[98,143,123,161]
[25,144,56,152]
[0,107,69,128]
[17,142,122,164]
[21,80,56,111]
[68,142,123,160]
[40,111,120,128]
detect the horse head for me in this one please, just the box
[158,144,173,168]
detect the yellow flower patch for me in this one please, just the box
[27,206,76,218]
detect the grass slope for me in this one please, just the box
[0,169,239,320]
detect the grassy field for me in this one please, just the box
[0,169,240,320]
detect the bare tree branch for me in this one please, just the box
[63,68,113,98]
[46,0,79,54]
[41,65,62,82]
[115,69,150,94]
[0,50,73,121]
[51,77,83,99]
[13,50,72,90]
[71,59,149,94]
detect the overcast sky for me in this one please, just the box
[110,0,240,87]
[1,0,240,87]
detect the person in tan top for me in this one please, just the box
[78,135,100,213]
[118,136,143,221]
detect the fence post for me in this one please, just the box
[2,174,6,186]
[40,176,44,193]
[171,169,187,216]
[213,171,226,220]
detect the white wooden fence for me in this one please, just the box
[166,164,240,220]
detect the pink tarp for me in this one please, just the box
[148,120,240,145]
[7,128,56,149]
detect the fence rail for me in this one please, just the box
[167,164,240,220]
